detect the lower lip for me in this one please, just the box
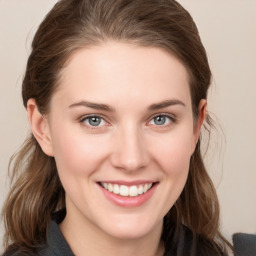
[99,183,158,208]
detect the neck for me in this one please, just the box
[60,207,164,256]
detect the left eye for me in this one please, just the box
[149,115,172,126]
[82,116,106,127]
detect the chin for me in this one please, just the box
[99,215,163,240]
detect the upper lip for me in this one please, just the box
[98,180,157,186]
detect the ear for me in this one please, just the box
[27,99,54,156]
[193,99,207,146]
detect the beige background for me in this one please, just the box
[0,0,256,251]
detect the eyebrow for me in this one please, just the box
[148,99,185,110]
[68,99,185,112]
[69,101,114,111]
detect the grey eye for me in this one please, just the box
[83,116,106,127]
[154,116,167,125]
[149,115,172,126]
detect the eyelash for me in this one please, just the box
[79,113,177,129]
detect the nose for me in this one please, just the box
[110,125,149,172]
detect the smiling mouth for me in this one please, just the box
[99,182,155,197]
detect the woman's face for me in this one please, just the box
[40,42,203,240]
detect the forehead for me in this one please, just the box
[52,42,191,108]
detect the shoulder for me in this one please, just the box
[2,209,73,256]
[164,224,227,256]
[2,246,42,256]
[233,232,256,256]
[1,244,53,256]
[184,226,226,255]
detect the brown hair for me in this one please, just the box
[2,0,232,254]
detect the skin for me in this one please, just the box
[28,42,206,256]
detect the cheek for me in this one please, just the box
[51,128,109,177]
[150,128,195,174]
[160,143,191,190]
[147,130,194,215]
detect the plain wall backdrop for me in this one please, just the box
[1,0,256,252]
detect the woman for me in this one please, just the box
[2,0,232,255]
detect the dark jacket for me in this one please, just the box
[2,209,227,256]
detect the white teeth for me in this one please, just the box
[108,183,113,192]
[120,185,129,196]
[113,184,119,194]
[101,182,153,197]
[129,185,138,197]
[138,185,144,195]
[143,184,149,193]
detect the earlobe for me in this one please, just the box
[27,99,54,156]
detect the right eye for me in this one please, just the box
[149,115,171,126]
[80,115,107,127]
[147,113,176,127]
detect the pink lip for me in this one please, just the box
[100,180,156,186]
[98,182,158,208]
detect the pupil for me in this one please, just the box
[155,116,165,125]
[89,117,101,126]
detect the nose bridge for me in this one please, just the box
[111,123,148,171]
